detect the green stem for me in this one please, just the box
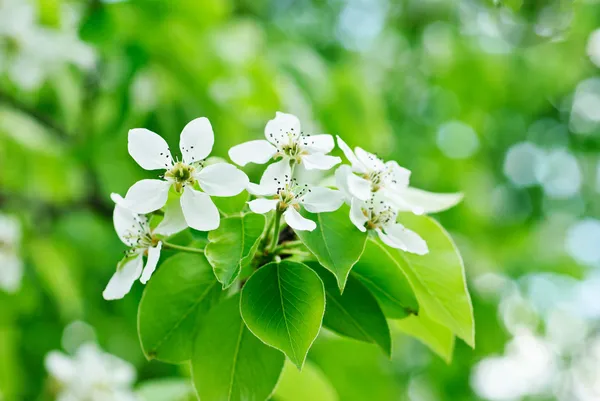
[273,240,304,254]
[162,242,204,254]
[260,213,277,251]
[268,211,283,253]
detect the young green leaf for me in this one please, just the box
[240,261,325,369]
[272,361,338,401]
[295,205,368,292]
[392,312,455,363]
[351,240,418,319]
[205,214,266,288]
[138,253,221,363]
[308,262,391,357]
[212,191,249,216]
[192,295,284,401]
[393,213,475,347]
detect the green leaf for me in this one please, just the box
[351,240,418,319]
[192,295,284,401]
[138,254,221,363]
[271,361,338,401]
[206,214,266,288]
[393,213,475,347]
[213,191,250,215]
[240,261,325,369]
[296,205,368,291]
[137,378,195,401]
[308,263,391,357]
[392,312,455,363]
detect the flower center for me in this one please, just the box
[363,198,397,230]
[165,162,196,193]
[122,215,153,254]
[275,178,310,211]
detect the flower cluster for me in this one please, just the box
[104,112,462,299]
[45,343,138,401]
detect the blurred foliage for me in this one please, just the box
[1,0,600,400]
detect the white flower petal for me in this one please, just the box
[335,165,353,200]
[180,187,220,231]
[228,140,277,166]
[248,199,279,214]
[355,147,385,171]
[45,351,75,383]
[385,161,411,189]
[301,154,341,170]
[265,112,301,145]
[154,197,187,236]
[347,173,372,201]
[122,179,171,214]
[128,128,173,170]
[0,253,23,293]
[305,134,335,154]
[256,159,292,194]
[179,117,215,164]
[382,189,425,215]
[0,214,21,244]
[350,198,368,232]
[140,242,162,284]
[103,256,144,300]
[302,187,344,213]
[395,187,463,214]
[196,163,249,196]
[112,203,142,247]
[378,224,428,255]
[284,207,317,231]
[336,136,367,173]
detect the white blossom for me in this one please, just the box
[248,174,344,232]
[0,213,23,293]
[0,0,95,90]
[344,192,428,255]
[103,194,165,301]
[121,117,249,232]
[45,343,138,401]
[336,136,463,215]
[228,112,341,191]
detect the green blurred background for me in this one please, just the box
[1,0,600,400]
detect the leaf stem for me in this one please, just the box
[268,211,283,253]
[162,241,205,254]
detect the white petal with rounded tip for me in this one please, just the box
[247,183,276,196]
[228,140,277,166]
[128,128,173,170]
[154,198,187,236]
[110,193,125,206]
[336,136,367,173]
[394,187,463,214]
[255,159,292,194]
[45,351,75,383]
[180,187,220,231]
[103,255,144,300]
[350,198,368,232]
[140,242,162,284]
[265,112,301,144]
[355,147,384,171]
[385,161,411,190]
[180,117,215,164]
[302,187,344,213]
[305,134,335,153]
[0,254,23,293]
[284,207,316,231]
[196,163,249,196]
[378,224,428,255]
[335,165,353,200]
[301,154,341,170]
[248,199,279,214]
[122,179,171,214]
[112,203,143,247]
[347,173,372,201]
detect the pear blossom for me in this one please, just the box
[121,118,249,232]
[103,194,164,300]
[248,174,344,232]
[228,112,341,190]
[336,136,463,215]
[45,343,138,401]
[344,193,428,255]
[0,213,23,293]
